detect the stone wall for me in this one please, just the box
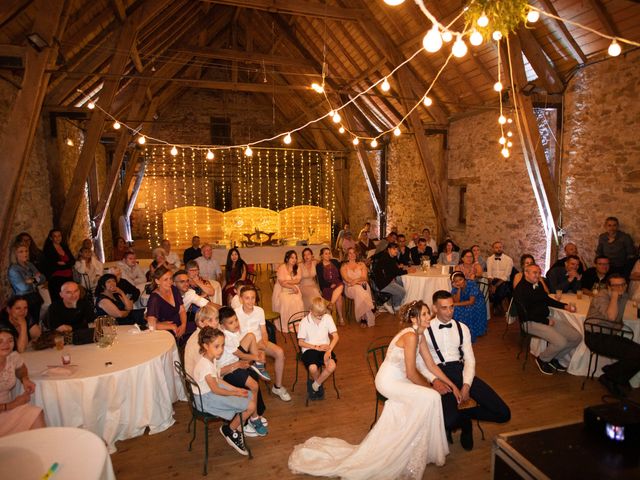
[347,150,379,238]
[559,49,640,263]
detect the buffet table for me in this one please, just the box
[21,327,186,452]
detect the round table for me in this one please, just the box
[21,327,186,453]
[0,427,115,480]
[402,267,452,307]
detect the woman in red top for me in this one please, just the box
[42,229,75,303]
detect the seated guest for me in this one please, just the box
[146,266,187,340]
[223,248,249,305]
[358,221,372,241]
[438,236,460,254]
[8,244,45,325]
[334,222,350,254]
[586,274,640,396]
[512,254,550,293]
[297,298,339,400]
[423,291,510,450]
[0,296,41,352]
[374,232,397,255]
[340,231,356,260]
[409,237,434,266]
[471,245,486,272]
[117,251,147,291]
[107,266,140,303]
[455,249,483,280]
[438,240,460,266]
[299,248,322,310]
[13,232,43,269]
[160,239,181,269]
[111,236,129,261]
[582,255,611,295]
[596,216,635,276]
[186,261,220,307]
[184,304,220,377]
[183,235,202,265]
[0,327,46,437]
[196,244,222,285]
[74,246,103,294]
[396,234,412,267]
[229,281,245,310]
[630,258,640,301]
[547,255,582,293]
[340,247,375,327]
[486,241,514,316]
[422,228,438,256]
[41,229,75,302]
[272,250,304,333]
[94,274,143,325]
[355,231,376,263]
[406,232,419,249]
[450,272,487,342]
[550,242,587,274]
[316,248,345,325]
[47,281,95,332]
[513,264,580,375]
[147,248,173,281]
[372,243,414,313]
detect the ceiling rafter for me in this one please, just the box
[202,0,367,22]
[587,0,621,38]
[537,0,587,64]
[517,26,564,94]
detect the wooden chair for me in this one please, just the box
[366,336,393,429]
[582,317,634,390]
[288,311,340,406]
[343,296,356,324]
[173,361,251,474]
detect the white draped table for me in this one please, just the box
[402,268,452,308]
[0,427,115,480]
[530,293,639,387]
[21,327,186,453]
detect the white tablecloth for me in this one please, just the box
[530,293,639,387]
[21,327,186,453]
[402,268,452,308]
[210,244,330,265]
[0,427,115,480]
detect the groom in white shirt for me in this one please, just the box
[423,290,511,451]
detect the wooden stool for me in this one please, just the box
[344,297,356,325]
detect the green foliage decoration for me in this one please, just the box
[464,0,530,39]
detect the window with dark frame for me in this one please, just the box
[458,186,467,225]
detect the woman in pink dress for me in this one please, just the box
[0,328,45,437]
[340,248,376,327]
[299,248,322,310]
[271,250,305,331]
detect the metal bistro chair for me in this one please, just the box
[366,336,393,429]
[582,317,635,390]
[173,361,251,475]
[502,297,519,339]
[288,311,340,406]
[512,299,544,370]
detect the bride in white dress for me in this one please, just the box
[288,301,461,480]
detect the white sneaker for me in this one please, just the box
[271,385,292,402]
[243,421,259,437]
[259,416,268,426]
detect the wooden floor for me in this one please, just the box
[111,276,638,479]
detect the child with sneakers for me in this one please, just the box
[297,297,339,400]
[235,285,292,402]
[192,326,255,455]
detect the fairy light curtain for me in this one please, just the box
[142,146,337,248]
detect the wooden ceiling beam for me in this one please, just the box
[516,27,564,94]
[111,0,127,22]
[340,94,381,136]
[587,0,620,38]
[537,0,587,65]
[183,46,315,68]
[202,0,366,21]
[0,0,28,28]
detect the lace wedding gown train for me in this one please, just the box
[288,328,448,479]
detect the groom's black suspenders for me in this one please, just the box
[426,321,464,366]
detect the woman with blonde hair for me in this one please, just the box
[340,247,375,327]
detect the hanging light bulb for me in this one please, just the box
[113,121,121,130]
[339,126,345,134]
[507,131,513,138]
[477,13,489,28]
[283,133,292,145]
[422,25,443,53]
[381,78,391,92]
[507,141,513,148]
[442,30,453,43]
[469,30,483,47]
[608,39,622,57]
[452,36,468,57]
[493,81,503,92]
[423,95,433,107]
[170,146,178,156]
[501,148,510,158]
[87,101,95,110]
[65,138,74,146]
[206,150,214,160]
[383,0,405,5]
[393,127,401,136]
[492,30,503,41]
[507,118,513,124]
[370,138,378,148]
[498,115,507,125]
[245,146,253,157]
[329,110,334,117]
[526,10,540,23]
[498,136,506,145]
[311,82,324,93]
[332,112,341,123]
[352,137,360,146]
[137,135,146,145]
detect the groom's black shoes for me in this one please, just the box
[460,419,474,451]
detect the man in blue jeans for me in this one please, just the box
[372,242,415,312]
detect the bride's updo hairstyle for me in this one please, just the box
[397,300,429,325]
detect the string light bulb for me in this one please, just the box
[393,127,401,136]
[501,148,510,158]
[608,39,622,57]
[332,112,342,123]
[283,133,292,145]
[137,135,146,145]
[507,141,513,148]
[170,146,178,156]
[498,115,507,125]
[206,149,214,160]
[507,131,513,138]
[352,137,360,146]
[498,136,506,145]
[87,101,95,110]
[477,13,489,28]
[311,82,324,93]
[423,95,433,107]
[381,78,391,92]
[370,138,378,148]
[245,146,253,157]
[339,126,345,134]
[492,31,503,41]
[493,81,503,92]
[65,138,74,146]
[507,118,513,124]
[526,10,540,23]
[423,25,443,53]
[469,30,483,46]
[442,30,453,43]
[452,37,468,57]
[113,121,121,130]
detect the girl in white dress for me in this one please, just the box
[288,301,460,479]
[340,247,375,327]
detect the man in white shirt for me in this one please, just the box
[422,228,438,255]
[486,241,514,315]
[161,239,181,269]
[423,290,511,451]
[196,244,222,284]
[173,270,209,313]
[117,251,147,290]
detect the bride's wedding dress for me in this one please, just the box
[288,327,448,479]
